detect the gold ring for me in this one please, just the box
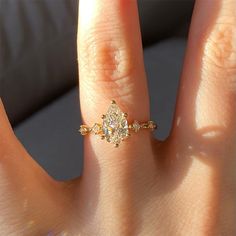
[79,100,157,147]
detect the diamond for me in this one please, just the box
[148,121,157,130]
[132,120,141,132]
[92,123,102,134]
[102,102,129,145]
[79,125,90,135]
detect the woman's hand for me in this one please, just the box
[0,0,235,235]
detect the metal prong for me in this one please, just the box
[115,143,119,148]
[111,100,116,104]
[126,133,131,137]
[123,113,128,118]
[101,114,106,119]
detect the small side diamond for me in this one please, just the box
[92,123,102,135]
[148,121,157,130]
[132,120,141,132]
[79,125,90,135]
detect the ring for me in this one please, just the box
[79,100,157,147]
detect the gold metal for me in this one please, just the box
[79,125,91,135]
[78,100,157,147]
[79,121,157,135]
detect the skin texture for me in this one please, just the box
[0,0,235,235]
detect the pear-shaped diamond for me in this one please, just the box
[102,102,129,146]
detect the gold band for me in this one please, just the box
[79,120,157,135]
[78,100,157,147]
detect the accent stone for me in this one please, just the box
[132,120,141,132]
[92,123,102,134]
[79,125,90,135]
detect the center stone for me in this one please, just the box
[102,102,129,145]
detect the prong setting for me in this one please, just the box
[123,112,128,118]
[79,100,157,147]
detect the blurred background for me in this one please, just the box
[0,0,194,180]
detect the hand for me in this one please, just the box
[0,0,235,235]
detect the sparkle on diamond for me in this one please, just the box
[102,103,129,145]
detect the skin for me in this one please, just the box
[0,0,235,235]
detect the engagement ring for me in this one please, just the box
[79,100,157,147]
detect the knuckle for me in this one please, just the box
[203,23,236,75]
[79,26,133,83]
[78,24,136,99]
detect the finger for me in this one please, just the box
[0,99,42,174]
[0,100,70,232]
[77,0,151,157]
[0,100,36,210]
[171,0,236,156]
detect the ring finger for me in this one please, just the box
[77,0,152,161]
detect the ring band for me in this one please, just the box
[79,100,157,147]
